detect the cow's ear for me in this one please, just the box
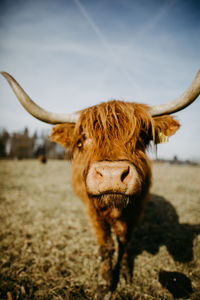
[50,123,75,148]
[153,115,180,144]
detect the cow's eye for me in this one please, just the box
[77,139,83,150]
[76,134,87,151]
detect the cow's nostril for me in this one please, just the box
[95,169,103,178]
[121,166,130,182]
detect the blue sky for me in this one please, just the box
[0,0,200,161]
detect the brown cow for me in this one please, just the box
[1,71,200,299]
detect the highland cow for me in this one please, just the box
[1,71,200,299]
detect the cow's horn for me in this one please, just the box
[149,70,200,116]
[1,72,80,124]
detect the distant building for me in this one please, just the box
[10,128,34,159]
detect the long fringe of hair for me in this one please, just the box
[75,100,155,151]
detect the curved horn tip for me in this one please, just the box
[149,69,200,116]
[1,71,11,77]
[1,71,15,83]
[1,71,80,124]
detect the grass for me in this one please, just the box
[0,160,200,299]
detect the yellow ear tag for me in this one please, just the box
[157,132,169,144]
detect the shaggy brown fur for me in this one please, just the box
[51,100,180,299]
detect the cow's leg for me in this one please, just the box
[96,239,114,300]
[118,236,133,284]
[112,219,134,287]
[88,204,114,299]
[112,202,148,286]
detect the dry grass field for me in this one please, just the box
[0,159,200,299]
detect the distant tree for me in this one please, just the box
[34,132,65,160]
[2,127,65,160]
[44,137,65,159]
[24,127,29,136]
[33,130,38,140]
[0,130,10,158]
[173,155,178,162]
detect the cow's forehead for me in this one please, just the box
[77,100,152,139]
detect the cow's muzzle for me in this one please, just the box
[92,193,130,209]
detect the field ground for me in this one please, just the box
[0,160,200,299]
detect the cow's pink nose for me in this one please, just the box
[86,161,136,195]
[95,164,130,183]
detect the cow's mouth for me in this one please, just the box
[91,192,130,209]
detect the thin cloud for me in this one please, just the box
[138,0,180,36]
[74,0,111,54]
[74,0,140,91]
